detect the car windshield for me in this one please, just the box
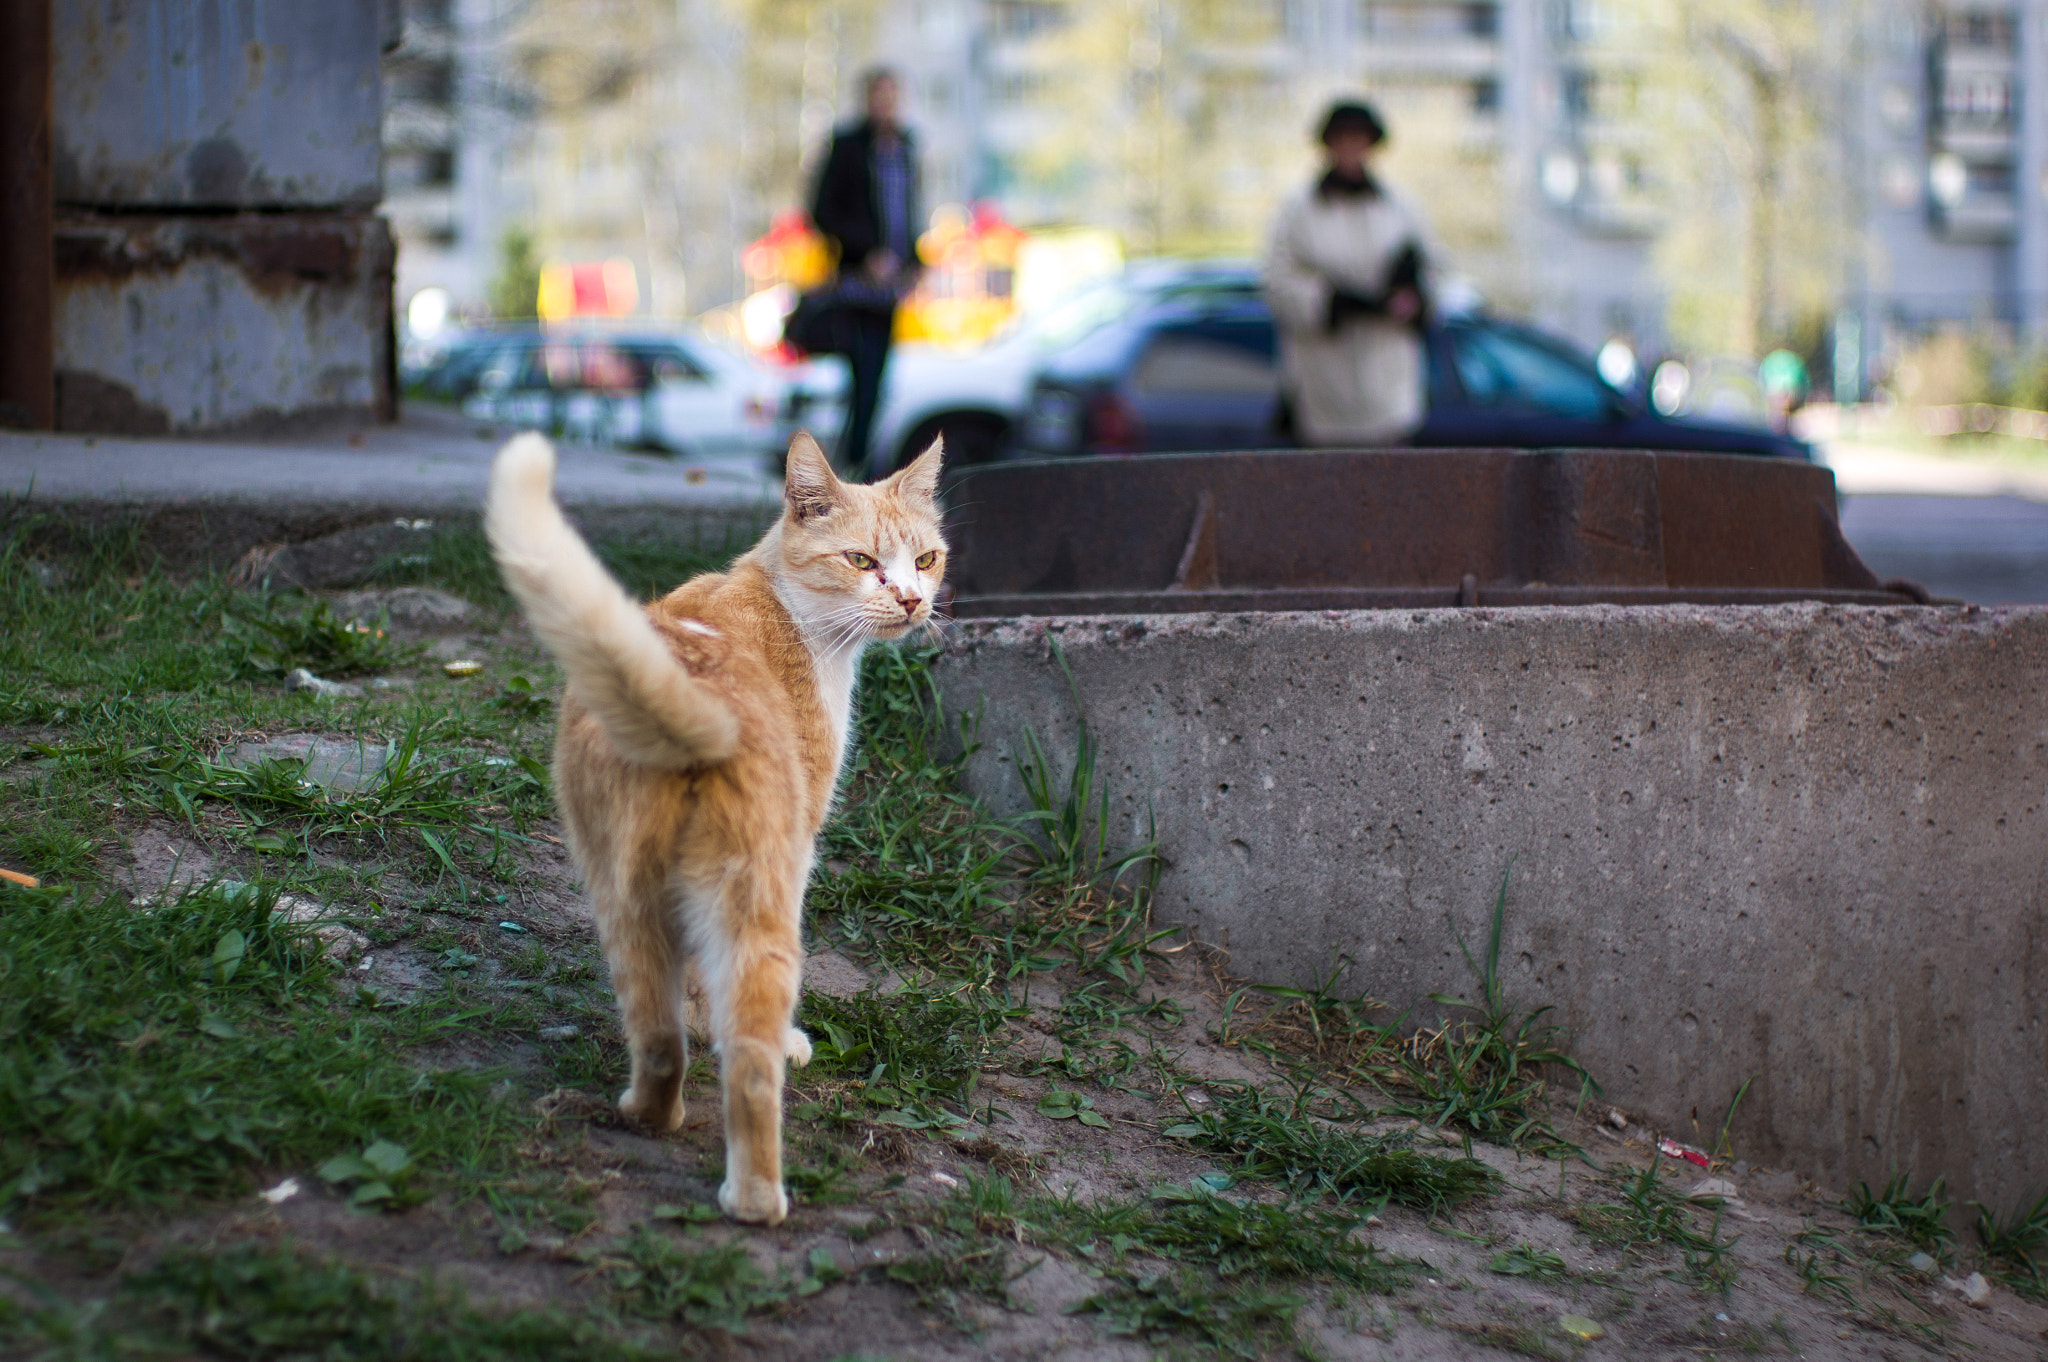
[1449,325,1616,419]
[1021,279,1138,352]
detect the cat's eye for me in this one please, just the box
[845,551,877,570]
[916,550,938,571]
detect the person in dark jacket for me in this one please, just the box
[809,68,922,478]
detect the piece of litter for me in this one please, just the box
[1688,1177,1740,1201]
[1714,1312,1730,1323]
[538,1025,580,1042]
[1364,1214,1383,1226]
[497,920,525,933]
[1908,1251,1938,1274]
[284,667,365,699]
[1558,1314,1605,1340]
[1605,1108,1628,1131]
[0,867,37,888]
[1941,1272,1992,1306]
[930,1171,960,1188]
[684,468,708,485]
[359,957,374,970]
[443,659,484,678]
[1658,1138,1711,1168]
[258,1177,301,1205]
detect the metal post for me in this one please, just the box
[0,0,54,429]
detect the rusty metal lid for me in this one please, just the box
[943,448,1929,616]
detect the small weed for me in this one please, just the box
[1844,1173,1955,1255]
[605,1226,797,1332]
[1574,1157,1739,1291]
[884,1238,1016,1327]
[1164,1082,1493,1212]
[799,982,1009,1129]
[1976,1187,2048,1291]
[1489,1242,1571,1279]
[1445,1318,1572,1361]
[1401,868,1598,1154]
[223,595,420,679]
[1070,1270,1303,1358]
[1036,1180,1411,1290]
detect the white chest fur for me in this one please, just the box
[806,638,860,771]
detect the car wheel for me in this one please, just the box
[898,414,1008,475]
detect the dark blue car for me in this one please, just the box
[1014,267,1812,461]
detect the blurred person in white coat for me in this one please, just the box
[1264,101,1434,446]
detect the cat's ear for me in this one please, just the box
[887,434,944,507]
[782,432,842,521]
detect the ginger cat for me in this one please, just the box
[485,430,946,1224]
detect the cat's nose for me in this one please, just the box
[895,591,922,614]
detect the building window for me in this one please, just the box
[1362,2,1494,39]
[990,0,1067,39]
[1471,76,1501,113]
[1940,72,2014,131]
[1941,8,2017,50]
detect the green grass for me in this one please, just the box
[1977,1188,2048,1292]
[1574,1157,1738,1291]
[1163,1082,1493,1212]
[1843,1173,1955,1256]
[0,877,527,1214]
[797,981,1011,1129]
[0,1241,654,1361]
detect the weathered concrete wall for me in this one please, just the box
[934,606,2048,1209]
[54,213,396,434]
[50,1,396,434]
[53,1,387,209]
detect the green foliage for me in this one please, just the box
[1844,1174,1956,1255]
[1976,1188,2048,1289]
[815,646,1176,989]
[223,595,420,679]
[1037,1180,1410,1291]
[1070,1272,1303,1358]
[1575,1157,1738,1291]
[1,1242,651,1360]
[798,983,1008,1128]
[1489,1243,1571,1279]
[1163,1082,1493,1212]
[490,227,543,322]
[605,1227,811,1332]
[1402,868,1598,1153]
[0,878,523,1213]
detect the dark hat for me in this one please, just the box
[1318,100,1386,147]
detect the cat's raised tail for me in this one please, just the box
[485,434,740,768]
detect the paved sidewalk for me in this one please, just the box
[0,405,781,511]
[1821,437,2048,502]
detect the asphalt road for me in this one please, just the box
[1825,442,2048,605]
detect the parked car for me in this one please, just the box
[1014,267,1814,461]
[781,261,1275,474]
[460,330,783,459]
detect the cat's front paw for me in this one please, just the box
[719,1177,789,1225]
[784,1026,813,1067]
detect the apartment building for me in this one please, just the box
[381,0,2048,380]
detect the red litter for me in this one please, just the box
[1658,1138,1711,1168]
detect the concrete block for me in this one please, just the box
[53,0,385,209]
[934,605,2048,1209]
[54,211,395,434]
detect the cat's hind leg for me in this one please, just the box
[701,873,802,1225]
[593,866,690,1132]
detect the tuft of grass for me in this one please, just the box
[1574,1156,1739,1291]
[604,1227,808,1333]
[1069,1271,1303,1359]
[1400,867,1598,1154]
[0,878,526,1214]
[1976,1188,2048,1291]
[0,1241,652,1360]
[222,594,421,679]
[815,646,1178,991]
[1488,1242,1572,1279]
[1033,1180,1411,1291]
[1163,1082,1493,1212]
[1844,1173,1955,1255]
[798,982,1010,1129]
